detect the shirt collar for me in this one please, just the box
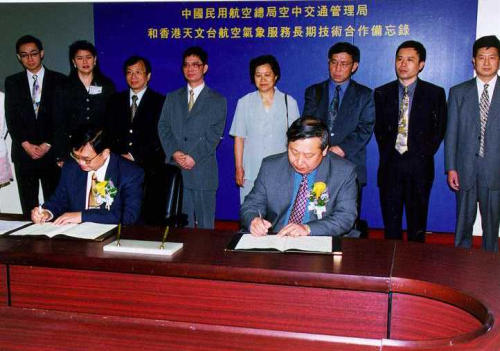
[477,75,498,90]
[26,65,45,81]
[329,78,350,93]
[92,153,111,182]
[398,78,418,94]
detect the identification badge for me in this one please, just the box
[88,85,103,95]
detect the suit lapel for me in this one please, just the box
[189,85,208,116]
[104,154,119,184]
[75,164,89,210]
[21,73,36,120]
[339,80,356,120]
[178,87,189,117]
[308,155,331,221]
[466,79,480,133]
[486,76,500,127]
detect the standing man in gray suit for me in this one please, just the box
[303,42,375,237]
[240,117,358,237]
[159,47,227,229]
[445,35,500,252]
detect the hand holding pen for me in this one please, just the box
[249,210,272,237]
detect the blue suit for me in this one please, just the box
[43,153,144,224]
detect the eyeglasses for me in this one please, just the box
[182,62,204,70]
[70,151,101,165]
[126,70,147,76]
[329,59,353,69]
[19,51,41,60]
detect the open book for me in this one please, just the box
[0,220,31,235]
[230,234,341,255]
[9,222,117,241]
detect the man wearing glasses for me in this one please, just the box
[31,125,144,225]
[159,46,227,229]
[303,42,375,237]
[5,35,66,218]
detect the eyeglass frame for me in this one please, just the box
[19,51,41,60]
[329,59,354,69]
[182,62,205,70]
[70,151,101,165]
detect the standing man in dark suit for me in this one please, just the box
[5,35,66,218]
[445,35,500,252]
[375,41,447,242]
[240,117,357,237]
[303,42,375,236]
[158,47,227,229]
[106,56,166,224]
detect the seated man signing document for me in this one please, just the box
[240,116,357,237]
[31,125,144,225]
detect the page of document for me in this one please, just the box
[0,220,32,235]
[61,222,117,240]
[10,223,78,238]
[235,234,286,251]
[284,236,332,253]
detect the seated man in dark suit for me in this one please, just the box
[106,56,166,223]
[31,125,144,225]
[240,116,358,237]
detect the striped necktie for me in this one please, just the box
[288,174,309,224]
[479,84,490,157]
[131,95,138,120]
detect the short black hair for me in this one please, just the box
[16,35,43,54]
[183,46,208,65]
[123,55,152,75]
[287,116,329,150]
[69,40,97,60]
[71,125,110,155]
[328,42,360,63]
[249,55,281,85]
[473,35,500,57]
[396,40,426,62]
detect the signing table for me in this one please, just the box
[0,225,499,350]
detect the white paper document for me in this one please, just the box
[0,220,31,235]
[235,234,332,253]
[9,222,117,240]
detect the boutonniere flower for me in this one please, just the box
[93,179,118,210]
[308,181,329,219]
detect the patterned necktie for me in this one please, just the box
[88,172,99,209]
[188,89,195,112]
[327,85,341,134]
[32,74,40,117]
[288,174,309,224]
[395,86,410,154]
[479,84,490,157]
[131,95,138,120]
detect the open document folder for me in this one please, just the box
[8,222,117,241]
[227,233,342,255]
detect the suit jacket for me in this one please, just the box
[240,152,358,236]
[303,79,375,185]
[106,88,166,168]
[4,67,66,170]
[53,73,115,161]
[445,77,500,190]
[374,79,447,186]
[43,153,144,224]
[158,85,227,190]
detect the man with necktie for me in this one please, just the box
[31,125,144,225]
[240,117,357,237]
[5,35,66,218]
[445,35,500,252]
[303,42,375,237]
[158,46,227,229]
[374,41,447,242]
[106,56,166,223]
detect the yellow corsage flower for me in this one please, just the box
[94,180,108,197]
[312,182,327,199]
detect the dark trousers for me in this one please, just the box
[379,153,432,242]
[14,163,60,218]
[455,157,499,252]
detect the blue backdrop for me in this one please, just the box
[94,0,477,232]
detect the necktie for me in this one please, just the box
[188,89,195,112]
[32,74,40,117]
[479,84,490,158]
[395,86,410,154]
[131,95,138,120]
[327,85,341,134]
[288,174,309,224]
[88,172,99,209]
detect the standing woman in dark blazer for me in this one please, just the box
[53,40,115,165]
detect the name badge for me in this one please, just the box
[88,85,103,95]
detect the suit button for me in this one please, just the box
[184,137,187,141]
[86,107,90,111]
[86,99,89,102]
[86,117,90,120]
[129,129,133,133]
[475,153,479,156]
[129,142,133,146]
